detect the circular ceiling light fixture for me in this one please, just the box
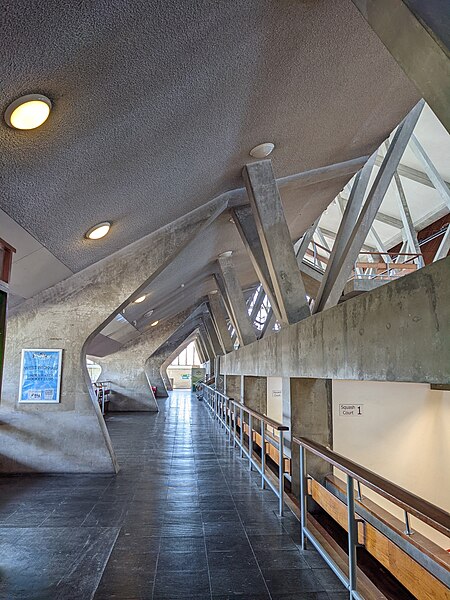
[249,142,275,159]
[150,320,159,327]
[134,295,146,303]
[5,94,52,130]
[85,222,111,240]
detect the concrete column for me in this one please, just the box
[231,206,280,320]
[0,199,222,474]
[96,308,191,411]
[290,378,333,497]
[242,160,310,326]
[216,254,256,346]
[224,374,241,401]
[243,375,267,432]
[243,376,267,415]
[208,292,233,353]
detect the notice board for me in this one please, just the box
[18,349,62,403]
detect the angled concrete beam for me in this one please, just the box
[249,285,266,324]
[231,206,281,320]
[203,313,223,357]
[375,156,450,192]
[340,195,403,229]
[409,134,450,211]
[315,227,330,251]
[352,0,450,133]
[216,254,256,346]
[314,153,377,312]
[392,170,424,266]
[261,308,276,338]
[295,218,320,263]
[434,225,450,262]
[242,160,310,325]
[195,338,207,364]
[314,100,424,312]
[319,226,376,254]
[208,292,234,353]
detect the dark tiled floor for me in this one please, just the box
[0,391,345,599]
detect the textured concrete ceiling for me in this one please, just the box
[0,0,418,277]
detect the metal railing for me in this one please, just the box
[294,436,450,600]
[201,383,289,516]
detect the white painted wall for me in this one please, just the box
[332,380,450,548]
[167,366,192,389]
[267,376,283,422]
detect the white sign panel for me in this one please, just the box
[339,403,363,417]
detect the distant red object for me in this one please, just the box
[151,386,157,396]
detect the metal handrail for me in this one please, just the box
[293,436,450,600]
[201,383,288,516]
[294,436,450,537]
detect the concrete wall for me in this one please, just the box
[0,200,223,473]
[290,378,333,497]
[221,259,450,384]
[332,379,450,548]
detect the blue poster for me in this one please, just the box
[19,349,62,403]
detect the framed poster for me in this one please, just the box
[18,349,62,403]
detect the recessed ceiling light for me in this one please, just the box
[249,142,275,158]
[5,94,52,130]
[150,320,159,327]
[134,295,146,303]
[85,222,111,240]
[180,283,185,288]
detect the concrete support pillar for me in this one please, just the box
[0,199,222,474]
[216,254,256,347]
[290,378,333,497]
[208,292,233,353]
[243,375,267,415]
[243,375,267,431]
[242,160,310,326]
[224,374,241,401]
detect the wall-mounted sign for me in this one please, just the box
[181,373,190,380]
[272,390,282,398]
[18,349,62,403]
[339,403,363,417]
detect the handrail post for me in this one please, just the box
[347,475,358,598]
[404,511,414,536]
[248,414,253,470]
[240,406,244,458]
[278,430,284,516]
[299,445,307,550]
[233,402,237,447]
[261,421,266,490]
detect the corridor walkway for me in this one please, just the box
[0,391,345,599]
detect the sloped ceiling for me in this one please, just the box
[0,0,417,274]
